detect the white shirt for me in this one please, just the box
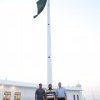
[56,87,66,98]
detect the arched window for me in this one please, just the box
[3,91,11,100]
[14,92,21,100]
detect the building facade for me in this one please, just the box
[0,80,82,100]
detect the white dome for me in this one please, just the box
[76,83,81,87]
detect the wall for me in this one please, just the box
[0,85,82,100]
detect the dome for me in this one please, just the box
[76,83,81,87]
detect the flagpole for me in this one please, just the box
[47,0,52,85]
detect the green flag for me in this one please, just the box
[34,0,47,18]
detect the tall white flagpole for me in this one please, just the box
[47,0,52,85]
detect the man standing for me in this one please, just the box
[46,84,56,100]
[56,82,67,100]
[35,83,46,100]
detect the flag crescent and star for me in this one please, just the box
[34,0,47,18]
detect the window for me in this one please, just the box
[3,91,11,100]
[14,92,21,100]
[77,95,79,100]
[73,95,75,100]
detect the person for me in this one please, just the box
[46,84,56,100]
[35,83,46,100]
[56,82,67,100]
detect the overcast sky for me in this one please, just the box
[0,0,100,99]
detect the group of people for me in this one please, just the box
[35,82,67,100]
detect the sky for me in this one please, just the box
[0,0,100,99]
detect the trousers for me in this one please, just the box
[57,97,65,100]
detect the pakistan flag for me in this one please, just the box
[34,0,47,18]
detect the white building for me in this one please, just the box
[0,80,82,100]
